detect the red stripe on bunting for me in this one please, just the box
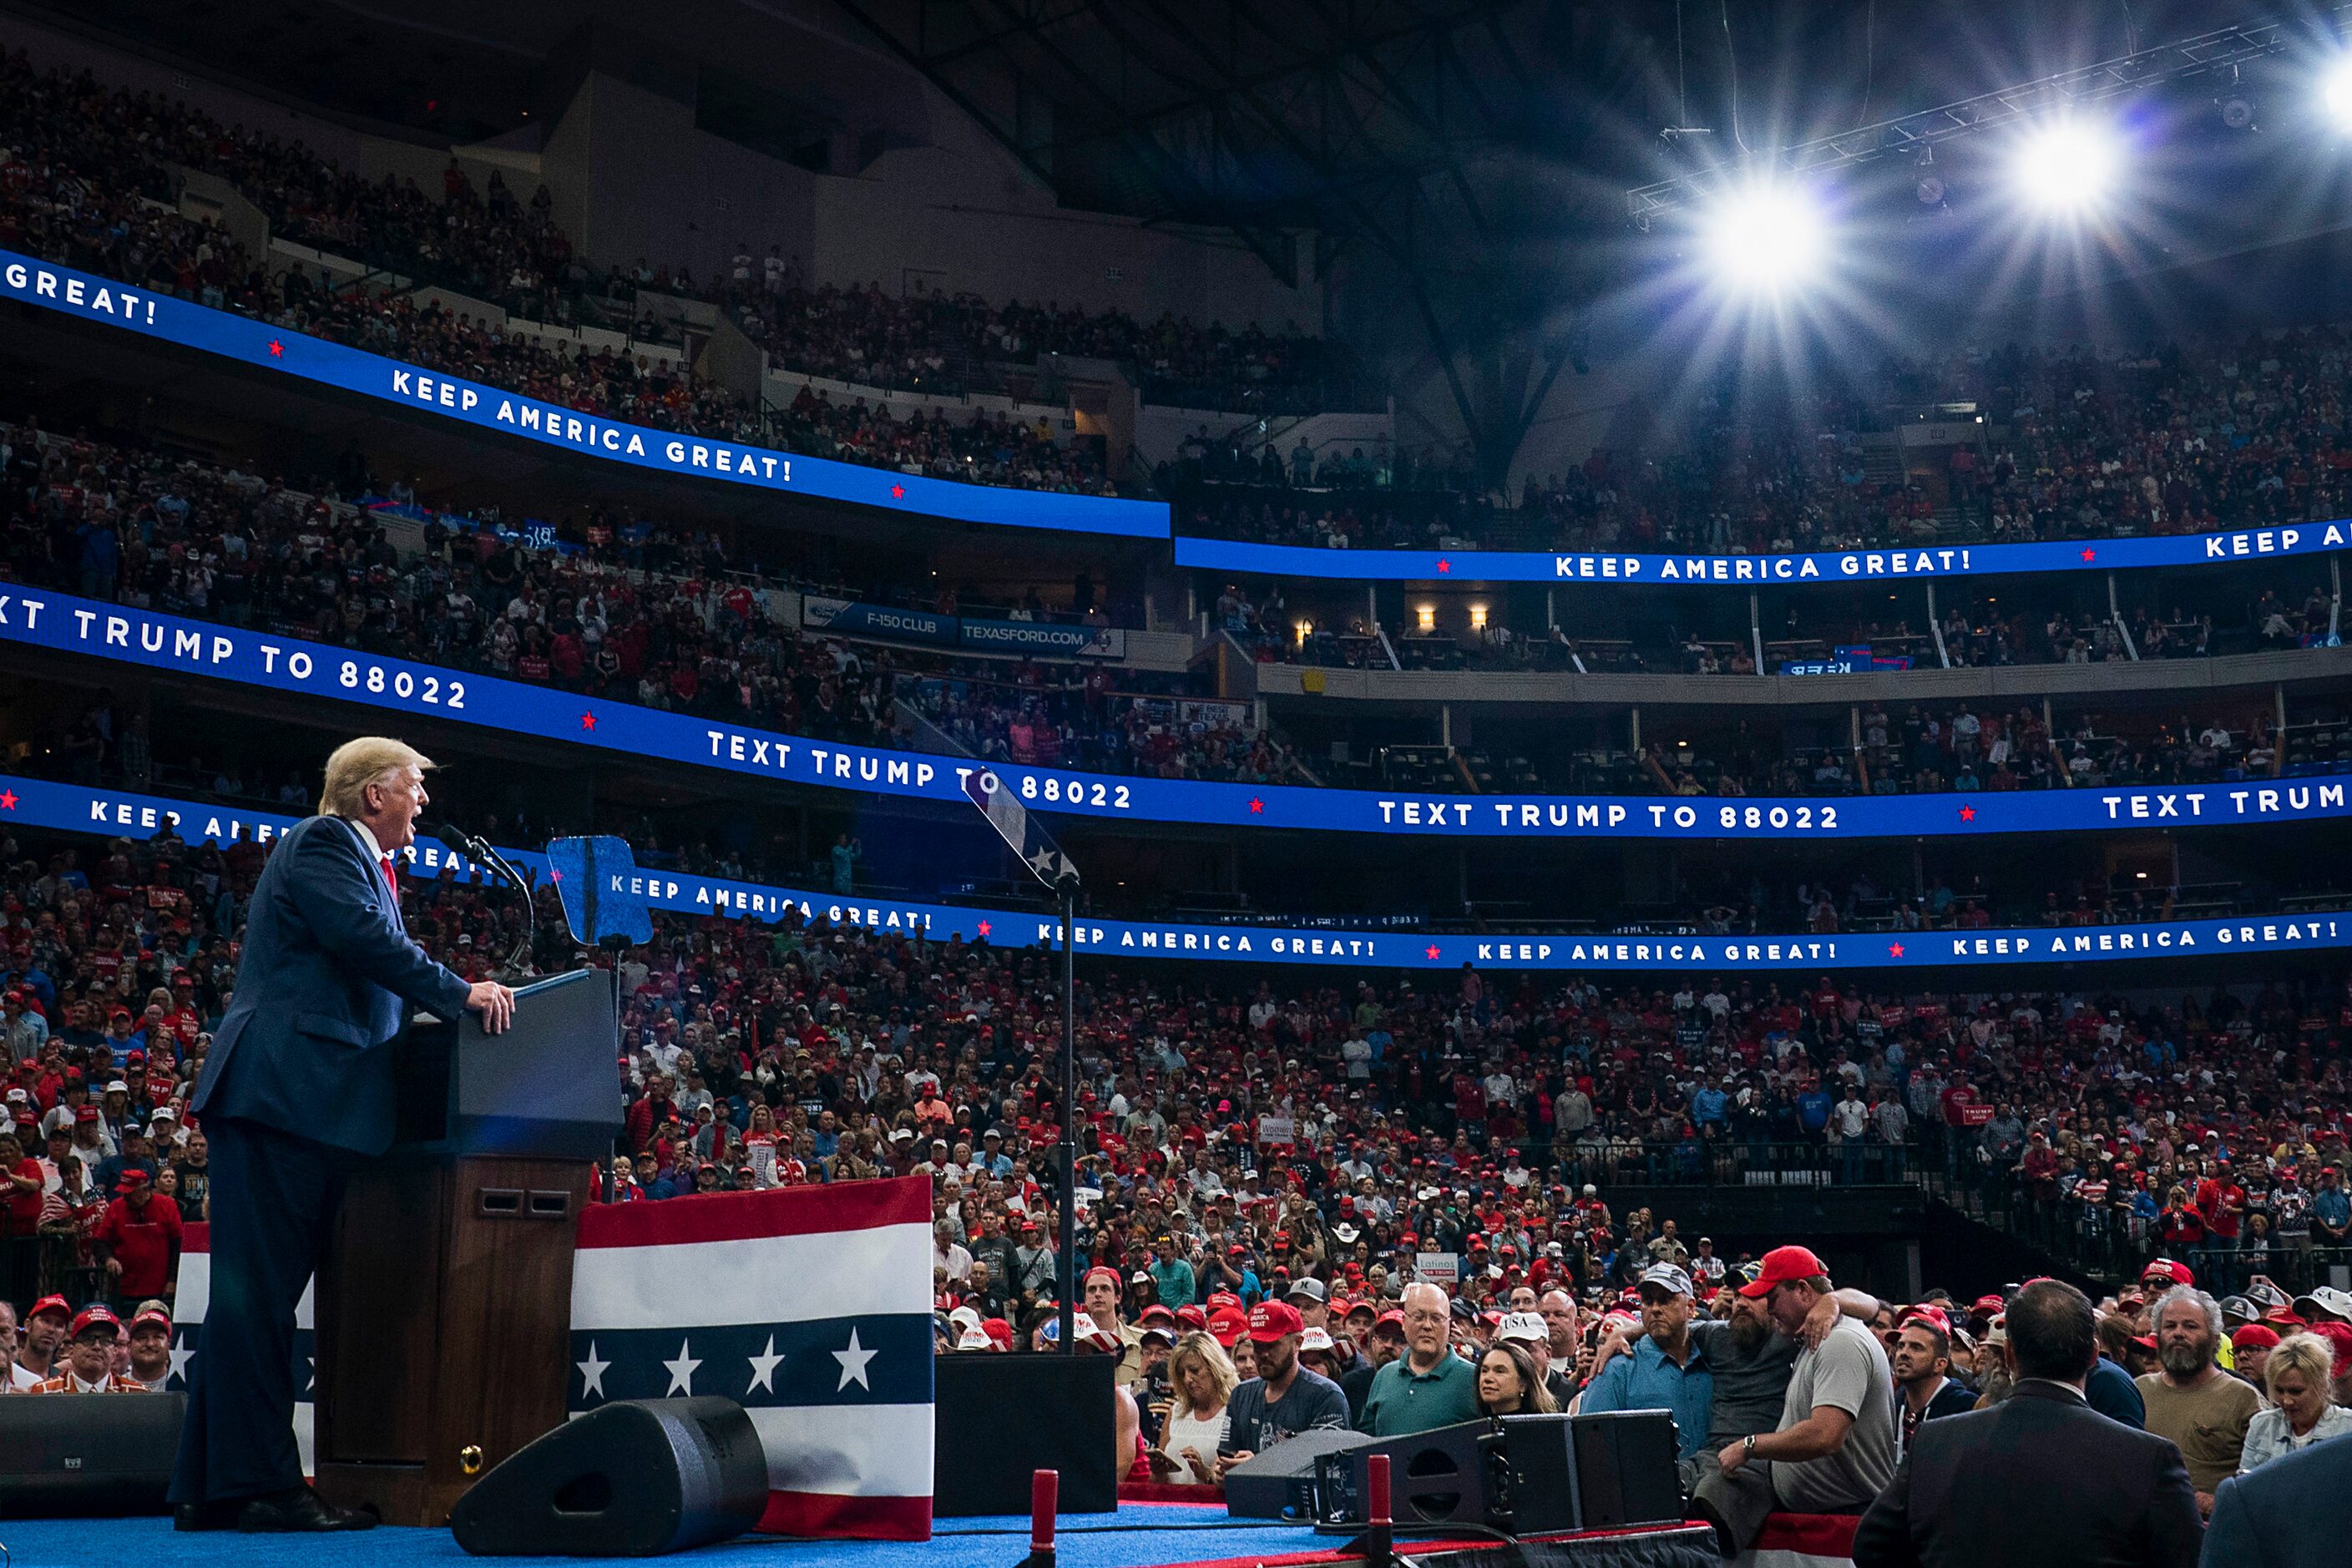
[756,1489,933,1540]
[1752,1512,1860,1555]
[577,1174,932,1247]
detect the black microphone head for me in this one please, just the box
[417,819,473,857]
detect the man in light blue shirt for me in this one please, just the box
[1578,1262,1715,1460]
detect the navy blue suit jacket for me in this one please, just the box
[2203,1434,2352,1568]
[190,814,473,1156]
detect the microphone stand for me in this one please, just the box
[448,829,535,982]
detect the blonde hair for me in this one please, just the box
[2266,1332,2334,1398]
[319,737,432,818]
[1166,1331,1239,1419]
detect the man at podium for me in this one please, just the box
[170,737,515,1533]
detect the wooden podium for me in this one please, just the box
[312,967,623,1527]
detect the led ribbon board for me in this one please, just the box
[0,250,1168,541]
[1174,525,2352,584]
[16,775,2349,974]
[4,588,2348,842]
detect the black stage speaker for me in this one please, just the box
[448,1398,766,1556]
[1567,1411,1684,1530]
[1314,1419,1490,1526]
[1221,1427,1375,1519]
[1485,1414,1581,1535]
[933,1353,1115,1516]
[0,1391,185,1516]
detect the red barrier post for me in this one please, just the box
[1028,1468,1059,1565]
[1363,1452,1393,1568]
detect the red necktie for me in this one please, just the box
[381,855,400,904]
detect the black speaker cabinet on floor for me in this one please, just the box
[1568,1411,1684,1529]
[448,1398,766,1556]
[0,1392,185,1516]
[1222,1427,1375,1519]
[1313,1419,1490,1525]
[1486,1413,1581,1535]
[933,1353,1115,1516]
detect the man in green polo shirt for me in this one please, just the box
[1358,1282,1479,1434]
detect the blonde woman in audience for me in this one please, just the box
[2238,1333,2352,1473]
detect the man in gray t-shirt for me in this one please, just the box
[1770,1315,1897,1511]
[1691,1247,1899,1556]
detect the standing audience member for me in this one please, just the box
[1151,1332,1236,1486]
[1359,1282,1479,1435]
[1215,1302,1349,1474]
[1889,1310,1977,1456]
[1854,1279,2199,1568]
[1580,1264,1716,1459]
[28,1305,145,1393]
[2137,1286,2259,1514]
[1474,1341,1555,1418]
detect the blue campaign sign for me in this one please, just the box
[8,587,2352,842]
[1173,524,2352,587]
[0,250,1167,542]
[13,773,2350,974]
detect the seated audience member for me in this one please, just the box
[125,1305,174,1392]
[2138,1286,2259,1513]
[1216,1301,1350,1474]
[1694,1247,1896,1556]
[1474,1340,1555,1418]
[28,1305,146,1393]
[1151,1332,1237,1485]
[1358,1282,1479,1435]
[1854,1279,2200,1568]
[2237,1332,2352,1472]
[1580,1264,1715,1459]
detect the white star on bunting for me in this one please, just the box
[746,1335,784,1395]
[169,1335,194,1386]
[577,1341,611,1400]
[663,1338,702,1397]
[832,1326,877,1391]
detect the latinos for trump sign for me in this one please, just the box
[10,587,2352,843]
[18,774,2352,976]
[0,250,1166,542]
[171,1178,936,1540]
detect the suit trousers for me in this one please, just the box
[168,1115,349,1505]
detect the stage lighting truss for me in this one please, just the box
[1626,13,2346,228]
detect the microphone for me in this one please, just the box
[417,819,535,981]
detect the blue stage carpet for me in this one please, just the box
[0,1505,1333,1568]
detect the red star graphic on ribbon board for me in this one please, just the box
[1889,943,1905,958]
[547,869,561,883]
[1435,559,1451,574]
[1958,806,1976,822]
[1247,797,1264,814]
[1425,944,1442,961]
[2080,548,2096,562]
[0,789,16,811]
[889,483,906,499]
[976,920,993,938]
[580,712,597,731]
[267,339,283,357]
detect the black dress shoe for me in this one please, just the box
[173,1500,239,1531]
[237,1485,377,1532]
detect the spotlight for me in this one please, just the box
[1699,182,1827,294]
[2324,59,2352,131]
[2012,120,2122,215]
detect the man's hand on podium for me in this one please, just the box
[467,980,516,1034]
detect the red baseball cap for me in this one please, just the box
[68,1304,120,1340]
[1248,1301,1304,1342]
[2312,1321,2352,1366]
[28,1293,71,1325]
[1207,1307,1250,1348]
[1081,1265,1120,1290]
[1897,1304,1953,1336]
[2142,1257,2195,1289]
[2231,1323,2281,1351]
[1739,1244,1828,1297]
[129,1308,172,1334]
